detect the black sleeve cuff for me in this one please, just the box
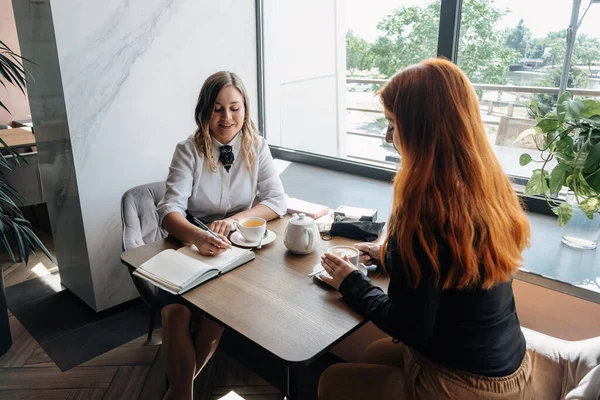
[339,270,375,301]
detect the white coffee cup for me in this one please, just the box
[326,245,360,267]
[234,217,267,242]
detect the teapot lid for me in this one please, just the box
[290,213,315,226]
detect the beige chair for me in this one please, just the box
[495,116,537,149]
[318,327,600,399]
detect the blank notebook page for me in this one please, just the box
[140,249,212,288]
[178,245,252,273]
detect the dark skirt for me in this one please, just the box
[158,288,190,309]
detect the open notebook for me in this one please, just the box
[133,245,255,295]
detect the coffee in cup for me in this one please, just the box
[326,245,360,267]
[234,217,267,242]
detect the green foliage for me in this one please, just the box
[529,68,589,117]
[0,40,33,114]
[576,34,600,72]
[371,0,520,85]
[504,19,532,57]
[552,202,574,227]
[0,41,52,264]
[371,2,439,77]
[521,94,600,226]
[346,30,374,74]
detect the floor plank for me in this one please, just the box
[0,389,71,400]
[65,388,105,400]
[0,367,117,390]
[100,366,150,400]
[211,385,281,396]
[122,329,162,347]
[138,347,167,400]
[23,348,56,368]
[80,345,158,367]
[0,317,40,368]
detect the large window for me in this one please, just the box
[260,0,600,180]
[456,0,600,179]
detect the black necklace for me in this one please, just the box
[219,145,234,173]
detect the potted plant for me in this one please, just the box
[0,40,54,356]
[518,92,600,249]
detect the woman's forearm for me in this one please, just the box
[231,204,279,222]
[162,212,204,244]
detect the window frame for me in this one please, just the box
[255,0,555,216]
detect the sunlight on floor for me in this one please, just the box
[218,391,245,400]
[31,262,52,277]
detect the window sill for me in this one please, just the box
[275,154,600,305]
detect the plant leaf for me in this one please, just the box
[584,142,600,173]
[11,220,28,263]
[536,118,559,133]
[582,99,600,118]
[524,169,549,196]
[554,135,574,158]
[567,98,585,120]
[549,163,572,194]
[0,231,15,263]
[575,172,598,197]
[519,154,532,166]
[582,116,600,129]
[579,197,600,217]
[514,128,538,143]
[20,225,55,263]
[556,92,571,124]
[554,202,574,227]
[588,172,600,194]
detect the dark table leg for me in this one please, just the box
[284,366,299,400]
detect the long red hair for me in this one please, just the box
[379,59,530,290]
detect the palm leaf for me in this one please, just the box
[21,225,54,263]
[0,100,9,115]
[11,220,27,263]
[0,181,27,207]
[0,56,25,94]
[0,136,28,167]
[0,218,15,263]
[0,188,22,213]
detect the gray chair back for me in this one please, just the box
[121,181,168,308]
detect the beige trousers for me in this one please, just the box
[318,338,533,399]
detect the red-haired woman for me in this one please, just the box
[318,58,533,399]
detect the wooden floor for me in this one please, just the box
[0,233,282,400]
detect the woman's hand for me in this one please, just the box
[193,230,231,256]
[319,253,357,290]
[209,218,237,237]
[354,243,381,266]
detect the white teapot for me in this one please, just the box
[284,213,320,255]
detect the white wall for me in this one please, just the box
[13,0,258,311]
[264,0,346,157]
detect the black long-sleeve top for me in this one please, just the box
[339,240,526,377]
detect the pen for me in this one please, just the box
[191,216,224,242]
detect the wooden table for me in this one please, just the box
[121,216,389,399]
[0,128,36,149]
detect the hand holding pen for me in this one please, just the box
[190,216,231,256]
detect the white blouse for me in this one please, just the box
[157,133,288,226]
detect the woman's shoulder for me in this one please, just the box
[254,134,267,149]
[173,135,198,155]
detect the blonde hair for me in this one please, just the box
[193,71,258,171]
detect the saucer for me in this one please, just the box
[311,261,368,282]
[230,229,276,248]
[311,262,332,281]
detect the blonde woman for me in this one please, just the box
[157,71,288,400]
